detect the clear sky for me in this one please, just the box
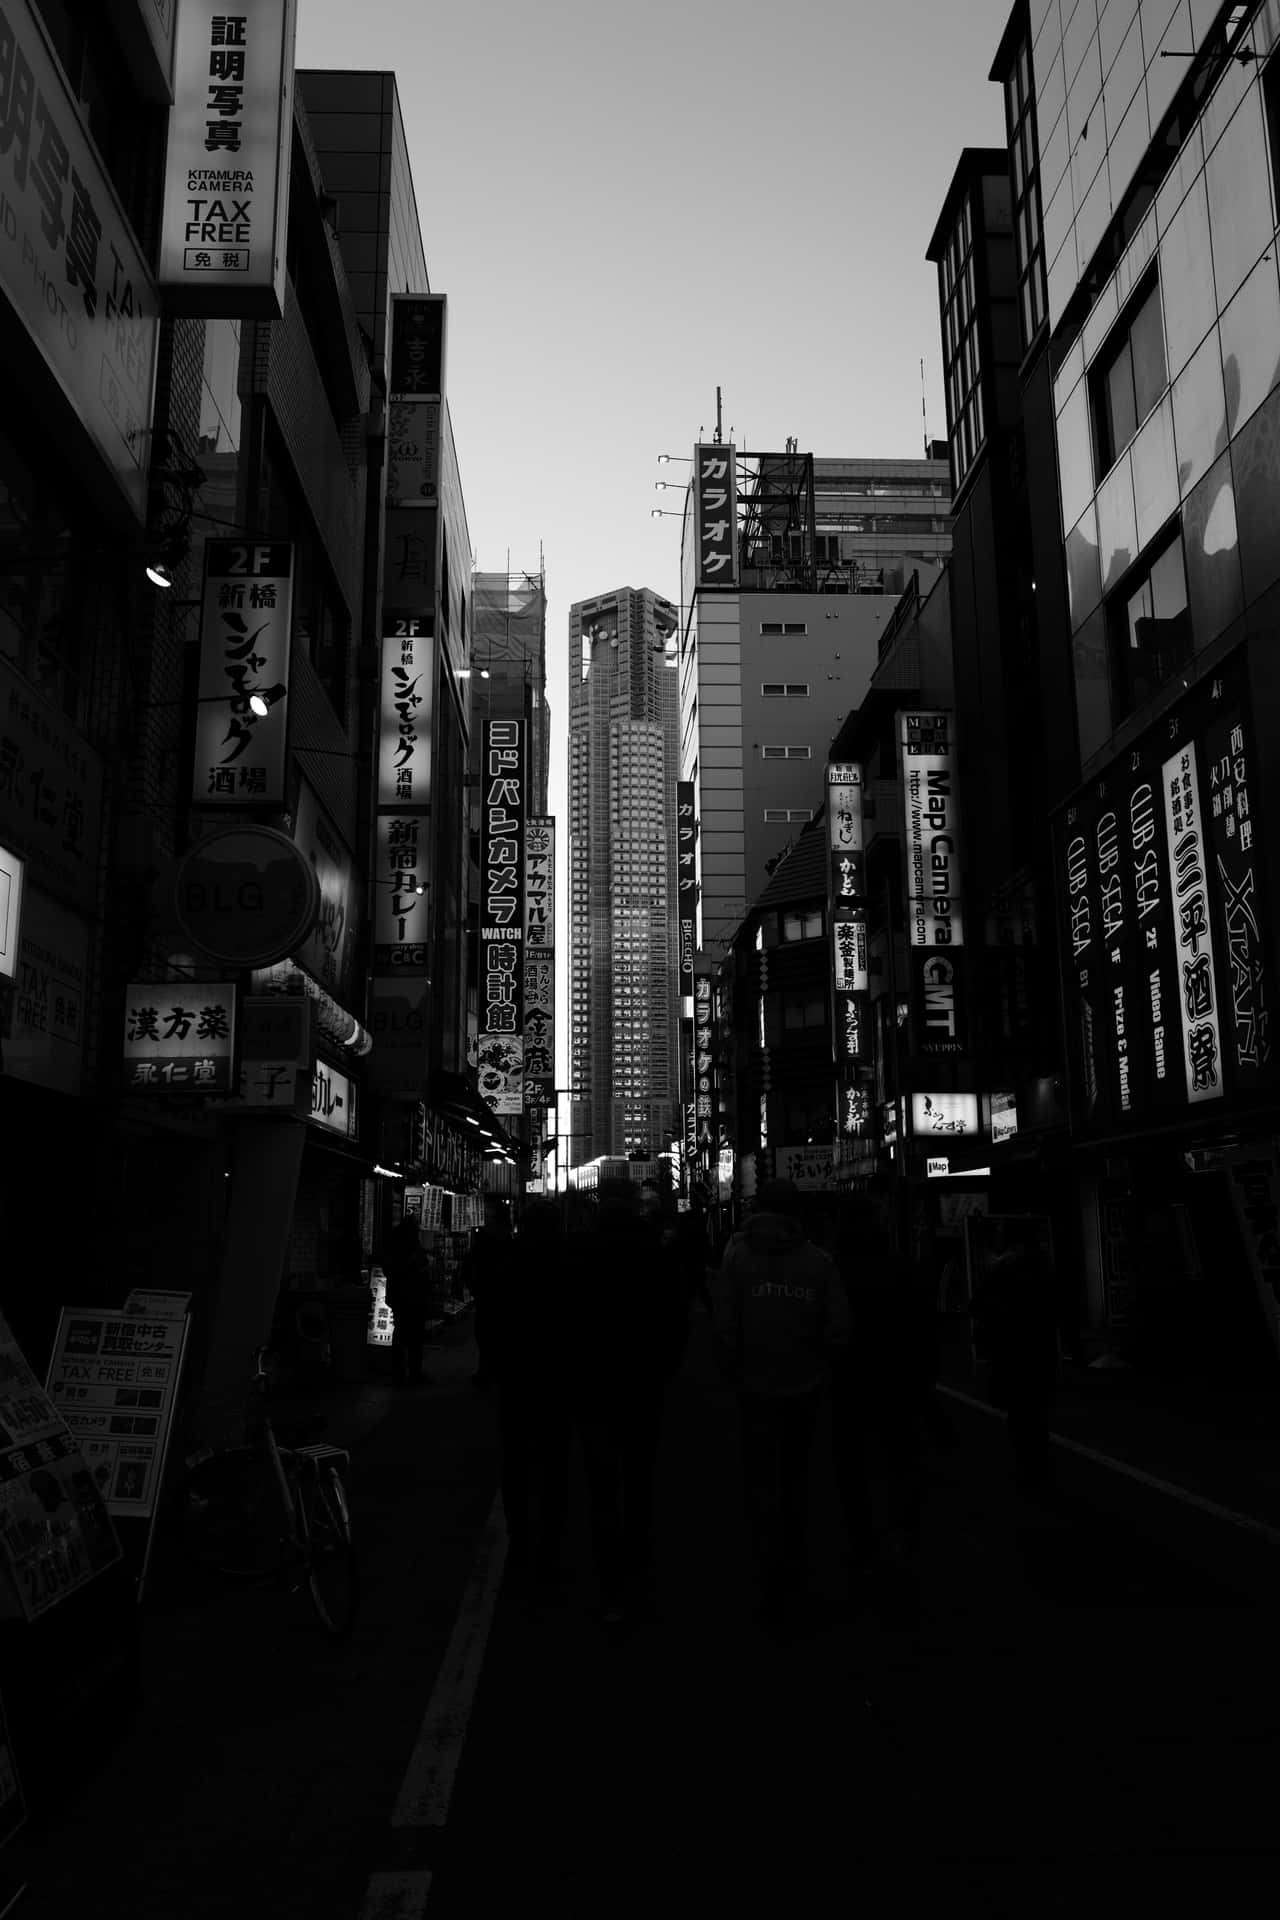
[295,0,1014,1092]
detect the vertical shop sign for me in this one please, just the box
[122,980,237,1091]
[677,781,697,999]
[694,443,738,588]
[693,974,715,1162]
[386,397,441,508]
[158,0,296,317]
[0,1,160,520]
[309,1057,358,1139]
[899,712,964,949]
[523,817,555,1109]
[291,780,356,1001]
[377,618,433,807]
[1122,745,1180,1122]
[1055,794,1109,1128]
[1161,738,1223,1105]
[389,294,445,398]
[478,719,525,1116]
[192,541,293,807]
[1225,1145,1280,1365]
[1204,697,1273,1093]
[373,813,428,971]
[827,761,869,1068]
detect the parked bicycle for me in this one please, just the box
[179,1334,358,1638]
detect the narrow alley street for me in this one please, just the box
[4,1310,1277,1918]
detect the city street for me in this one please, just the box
[4,1309,1278,1917]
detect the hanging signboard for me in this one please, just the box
[827,759,869,1079]
[910,1092,980,1138]
[694,442,738,588]
[192,540,294,807]
[373,813,429,972]
[826,762,865,901]
[377,619,433,807]
[898,711,964,948]
[389,294,446,399]
[309,1057,358,1139]
[912,947,966,1056]
[0,843,22,983]
[157,0,296,317]
[478,719,525,1116]
[0,657,104,916]
[523,817,555,1109]
[386,397,441,508]
[0,1,159,521]
[235,994,311,1111]
[0,1310,122,1624]
[122,980,237,1092]
[1052,650,1273,1133]
[990,1090,1018,1144]
[174,822,319,967]
[291,780,357,1001]
[677,781,697,999]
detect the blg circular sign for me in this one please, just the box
[174,825,321,968]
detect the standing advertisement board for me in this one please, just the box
[1053,650,1274,1132]
[0,1311,121,1623]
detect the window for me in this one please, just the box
[762,682,786,696]
[1107,530,1191,722]
[782,990,827,1031]
[1265,46,1280,223]
[763,808,814,823]
[1003,31,1048,354]
[760,621,808,635]
[786,683,809,697]
[1091,273,1166,475]
[782,909,823,942]
[939,193,984,491]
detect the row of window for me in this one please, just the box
[763,808,816,824]
[761,682,809,697]
[760,745,811,759]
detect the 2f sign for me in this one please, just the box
[222,546,279,575]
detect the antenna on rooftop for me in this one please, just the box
[921,358,929,456]
[714,386,723,445]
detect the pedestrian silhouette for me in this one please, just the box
[462,1195,512,1390]
[484,1198,573,1607]
[970,1232,1059,1500]
[713,1177,849,1629]
[568,1177,688,1626]
[382,1215,432,1388]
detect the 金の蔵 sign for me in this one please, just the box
[158,0,296,316]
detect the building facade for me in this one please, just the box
[568,586,680,1162]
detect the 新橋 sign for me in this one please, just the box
[1052,648,1274,1134]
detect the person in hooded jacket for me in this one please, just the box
[482,1198,574,1600]
[382,1215,433,1388]
[713,1178,849,1624]
[568,1178,689,1626]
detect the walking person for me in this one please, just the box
[569,1178,688,1627]
[714,1178,849,1631]
[829,1205,933,1618]
[485,1199,574,1608]
[461,1195,512,1390]
[970,1231,1059,1501]
[382,1213,432,1389]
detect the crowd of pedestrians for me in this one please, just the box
[379,1174,1063,1633]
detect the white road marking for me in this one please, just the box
[937,1384,1280,1547]
[355,1869,434,1919]
[390,1493,509,1829]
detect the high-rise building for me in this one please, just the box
[568,587,680,1162]
[677,447,953,971]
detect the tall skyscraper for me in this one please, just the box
[568,587,680,1162]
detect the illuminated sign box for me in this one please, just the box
[123,982,237,1091]
[0,844,24,982]
[990,1091,1018,1144]
[910,1092,979,1138]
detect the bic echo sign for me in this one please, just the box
[174,825,320,968]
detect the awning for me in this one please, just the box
[427,1069,520,1158]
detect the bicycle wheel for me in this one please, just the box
[298,1464,358,1637]
[181,1447,285,1581]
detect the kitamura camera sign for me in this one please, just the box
[1053,649,1274,1133]
[158,0,296,316]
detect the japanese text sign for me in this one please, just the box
[309,1056,358,1139]
[524,816,555,1108]
[192,540,293,807]
[1161,739,1223,1105]
[899,711,964,948]
[0,1,159,519]
[910,1092,979,1137]
[677,780,697,999]
[694,442,738,588]
[827,762,865,902]
[291,779,357,1001]
[158,0,295,316]
[374,812,428,973]
[386,397,440,508]
[45,1305,190,1518]
[0,839,22,981]
[478,719,525,1116]
[0,657,104,914]
[236,992,310,1111]
[377,619,433,807]
[389,293,445,399]
[123,980,236,1092]
[826,759,869,1068]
